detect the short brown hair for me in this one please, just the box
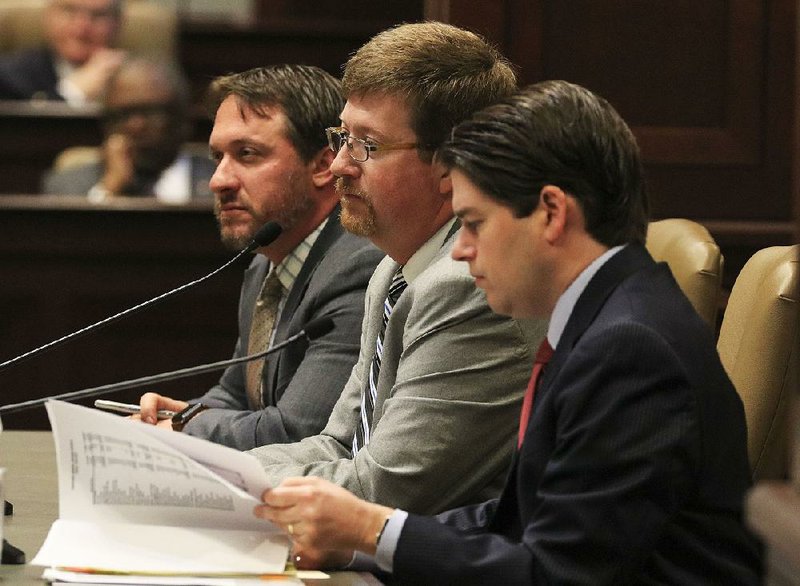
[342,22,517,158]
[208,65,344,162]
[439,81,650,246]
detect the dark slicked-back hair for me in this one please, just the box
[208,64,344,162]
[438,80,649,246]
[341,21,517,160]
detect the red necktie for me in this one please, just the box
[518,338,555,449]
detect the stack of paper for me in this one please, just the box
[31,401,320,584]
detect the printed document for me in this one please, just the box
[31,400,289,576]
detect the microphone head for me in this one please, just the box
[246,222,283,252]
[303,317,334,340]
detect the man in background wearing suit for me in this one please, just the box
[256,81,762,584]
[135,65,383,450]
[247,21,545,545]
[42,58,214,203]
[0,0,126,103]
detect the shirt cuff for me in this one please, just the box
[374,509,408,573]
[57,77,88,107]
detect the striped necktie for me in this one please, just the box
[352,266,407,456]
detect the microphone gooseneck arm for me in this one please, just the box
[0,222,283,374]
[0,316,333,415]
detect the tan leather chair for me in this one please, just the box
[717,245,799,481]
[0,0,177,61]
[645,219,724,328]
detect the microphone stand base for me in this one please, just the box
[1,539,25,564]
[1,500,25,564]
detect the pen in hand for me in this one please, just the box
[94,399,176,420]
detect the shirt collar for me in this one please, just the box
[271,218,328,294]
[401,217,459,284]
[547,244,626,349]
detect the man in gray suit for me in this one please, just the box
[135,65,383,450]
[42,57,214,203]
[247,22,546,565]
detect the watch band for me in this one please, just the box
[171,403,207,431]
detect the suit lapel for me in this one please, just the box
[536,244,653,396]
[490,245,655,537]
[262,210,344,402]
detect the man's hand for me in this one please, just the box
[67,48,126,102]
[137,392,188,426]
[254,477,394,568]
[101,133,135,194]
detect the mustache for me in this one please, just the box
[214,192,253,214]
[335,177,367,198]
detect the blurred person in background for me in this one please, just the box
[0,0,126,104]
[42,57,214,203]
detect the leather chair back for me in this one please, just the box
[646,219,724,328]
[717,245,799,481]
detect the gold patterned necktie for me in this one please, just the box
[246,271,283,410]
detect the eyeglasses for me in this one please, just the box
[325,126,425,162]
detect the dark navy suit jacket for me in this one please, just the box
[393,245,761,585]
[0,47,62,100]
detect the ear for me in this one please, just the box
[310,146,336,188]
[432,159,452,197]
[539,185,569,243]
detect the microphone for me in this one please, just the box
[0,222,283,374]
[0,316,334,415]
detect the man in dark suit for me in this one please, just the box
[255,80,763,584]
[42,57,214,203]
[135,65,383,450]
[0,0,125,103]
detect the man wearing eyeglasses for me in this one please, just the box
[42,57,214,202]
[0,0,126,104]
[247,22,546,565]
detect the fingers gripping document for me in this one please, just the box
[30,400,302,581]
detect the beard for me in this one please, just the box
[214,178,315,251]
[337,177,377,237]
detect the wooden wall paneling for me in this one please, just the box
[425,0,797,291]
[180,2,425,105]
[0,198,243,429]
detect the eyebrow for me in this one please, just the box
[453,207,477,219]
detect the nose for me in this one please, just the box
[329,143,361,178]
[451,227,475,262]
[209,155,239,195]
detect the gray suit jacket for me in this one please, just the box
[184,213,384,450]
[41,154,216,199]
[250,225,547,514]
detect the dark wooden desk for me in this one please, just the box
[0,431,382,585]
[0,101,212,195]
[0,101,102,194]
[0,196,244,430]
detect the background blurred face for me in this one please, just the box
[209,96,316,250]
[450,169,548,318]
[103,64,183,174]
[45,0,120,65]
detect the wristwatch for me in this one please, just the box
[171,403,208,431]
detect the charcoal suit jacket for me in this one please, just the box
[184,211,384,450]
